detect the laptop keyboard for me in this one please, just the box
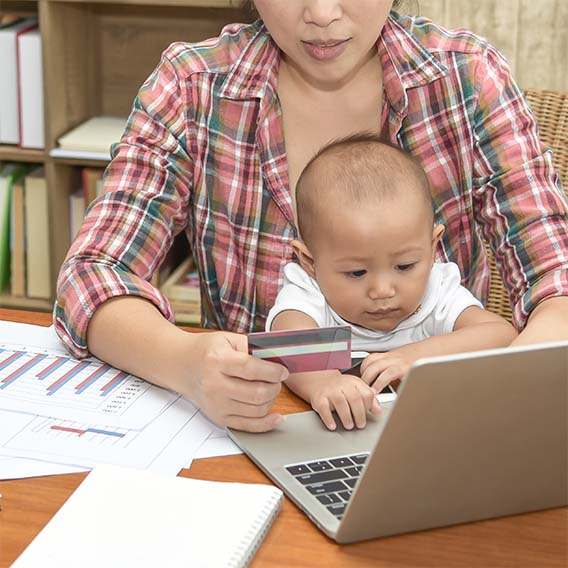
[285,453,369,519]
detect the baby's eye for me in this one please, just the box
[345,270,367,278]
[396,263,416,272]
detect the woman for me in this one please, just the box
[55,1,568,432]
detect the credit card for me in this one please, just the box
[248,326,352,373]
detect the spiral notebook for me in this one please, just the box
[12,464,283,568]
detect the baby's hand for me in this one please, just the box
[308,371,381,431]
[360,352,412,394]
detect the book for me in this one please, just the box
[81,167,104,209]
[69,189,86,242]
[0,18,38,144]
[17,25,44,149]
[161,257,201,303]
[57,116,128,153]
[10,171,27,296]
[24,167,51,298]
[49,148,113,162]
[12,464,283,568]
[0,163,27,292]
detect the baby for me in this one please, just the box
[267,134,517,430]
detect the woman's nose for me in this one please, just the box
[303,0,343,27]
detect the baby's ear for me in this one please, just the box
[431,224,445,263]
[291,239,316,278]
[432,224,445,246]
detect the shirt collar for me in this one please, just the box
[218,20,280,101]
[379,14,448,114]
[219,14,448,111]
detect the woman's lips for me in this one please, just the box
[301,39,350,62]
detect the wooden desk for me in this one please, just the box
[0,308,566,567]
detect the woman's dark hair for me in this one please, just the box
[240,1,415,21]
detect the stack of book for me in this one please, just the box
[0,18,45,149]
[160,258,201,325]
[51,116,128,161]
[69,167,105,241]
[0,163,50,298]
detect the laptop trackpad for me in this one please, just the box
[229,404,394,469]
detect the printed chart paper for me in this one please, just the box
[0,343,178,429]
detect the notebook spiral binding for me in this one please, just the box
[229,490,284,568]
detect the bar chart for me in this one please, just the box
[0,397,212,471]
[0,344,179,429]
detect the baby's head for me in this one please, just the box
[293,133,444,332]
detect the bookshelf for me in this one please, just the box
[0,0,243,314]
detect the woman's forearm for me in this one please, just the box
[86,295,194,395]
[513,296,568,346]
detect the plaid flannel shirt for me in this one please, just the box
[55,13,568,358]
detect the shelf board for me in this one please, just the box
[51,156,110,168]
[0,146,46,163]
[0,293,53,311]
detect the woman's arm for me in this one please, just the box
[471,43,568,338]
[86,296,288,432]
[54,46,288,432]
[513,297,568,345]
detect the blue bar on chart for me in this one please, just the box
[47,361,91,395]
[36,357,69,380]
[50,424,126,438]
[100,371,129,396]
[74,364,111,394]
[0,351,26,373]
[0,353,48,389]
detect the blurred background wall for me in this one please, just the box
[410,0,567,91]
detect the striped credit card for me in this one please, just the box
[248,326,352,373]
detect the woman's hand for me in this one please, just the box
[87,297,288,433]
[183,331,289,432]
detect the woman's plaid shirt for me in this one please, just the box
[55,14,568,358]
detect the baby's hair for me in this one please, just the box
[295,132,433,246]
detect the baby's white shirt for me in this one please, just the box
[265,262,483,351]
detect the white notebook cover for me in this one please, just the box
[12,464,283,568]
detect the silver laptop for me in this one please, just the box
[228,341,568,543]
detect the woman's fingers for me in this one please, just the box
[225,413,285,433]
[190,332,288,430]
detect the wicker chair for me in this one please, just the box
[484,88,568,322]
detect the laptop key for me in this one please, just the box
[338,490,353,502]
[329,457,354,468]
[327,503,347,516]
[307,481,348,495]
[344,478,358,489]
[307,460,333,472]
[345,466,364,477]
[316,493,342,505]
[285,464,311,476]
[296,469,348,485]
[349,454,369,465]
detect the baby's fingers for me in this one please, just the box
[360,358,392,385]
[371,366,404,394]
[312,396,337,431]
[331,393,355,430]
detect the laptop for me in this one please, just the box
[228,341,568,543]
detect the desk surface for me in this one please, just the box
[0,308,566,567]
